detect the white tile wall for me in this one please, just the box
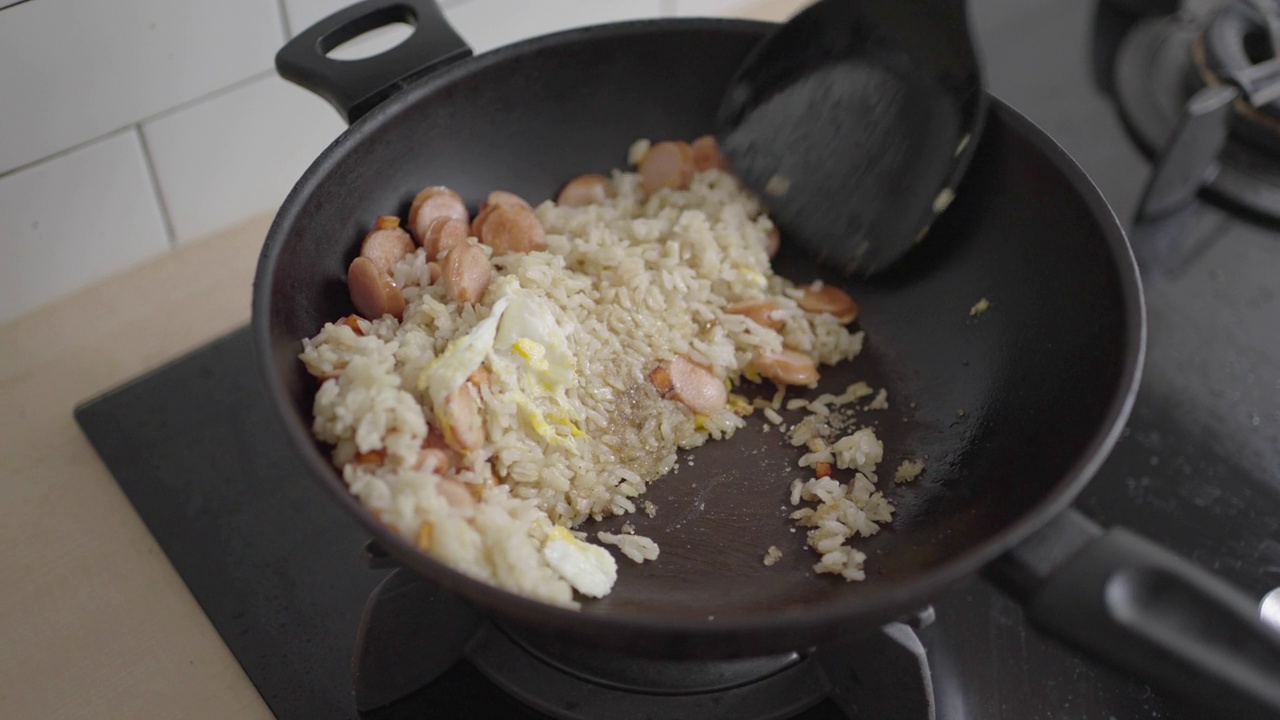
[281,1,449,59]
[0,130,169,324]
[282,0,370,34]
[1,0,764,322]
[280,0,486,38]
[444,0,665,54]
[0,0,284,176]
[142,75,347,243]
[673,0,742,16]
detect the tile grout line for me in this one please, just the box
[133,126,179,248]
[274,0,292,38]
[0,132,121,183]
[1,0,517,186]
[143,68,278,126]
[0,69,276,184]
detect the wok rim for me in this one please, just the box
[251,17,1147,649]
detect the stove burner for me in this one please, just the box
[354,570,936,720]
[1112,0,1280,219]
[1193,0,1280,152]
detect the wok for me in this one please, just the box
[254,1,1280,716]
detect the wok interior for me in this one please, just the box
[263,22,1132,628]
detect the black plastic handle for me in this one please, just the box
[276,0,471,124]
[990,508,1280,720]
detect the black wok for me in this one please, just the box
[254,1,1280,716]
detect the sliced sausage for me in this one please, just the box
[347,256,406,320]
[442,242,492,305]
[639,140,695,195]
[482,190,531,211]
[421,216,469,261]
[557,174,610,207]
[409,186,469,244]
[666,355,727,415]
[422,425,463,468]
[755,349,819,386]
[470,203,497,239]
[415,448,452,473]
[724,298,784,330]
[797,282,858,323]
[437,477,476,511]
[475,203,547,255]
[691,135,730,172]
[360,216,415,273]
[441,386,485,452]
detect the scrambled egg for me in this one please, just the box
[495,294,576,392]
[417,290,513,410]
[496,290,583,446]
[541,526,617,598]
[736,265,768,288]
[416,278,583,448]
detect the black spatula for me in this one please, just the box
[718,0,987,277]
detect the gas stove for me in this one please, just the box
[75,1,1280,718]
[1110,0,1280,219]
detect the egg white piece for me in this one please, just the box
[495,289,577,393]
[542,526,617,598]
[417,282,516,411]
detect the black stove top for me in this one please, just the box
[74,1,1280,718]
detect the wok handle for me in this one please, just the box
[275,0,471,124]
[988,508,1280,720]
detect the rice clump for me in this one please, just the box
[781,382,918,581]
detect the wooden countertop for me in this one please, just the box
[0,1,806,716]
[0,213,275,719]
